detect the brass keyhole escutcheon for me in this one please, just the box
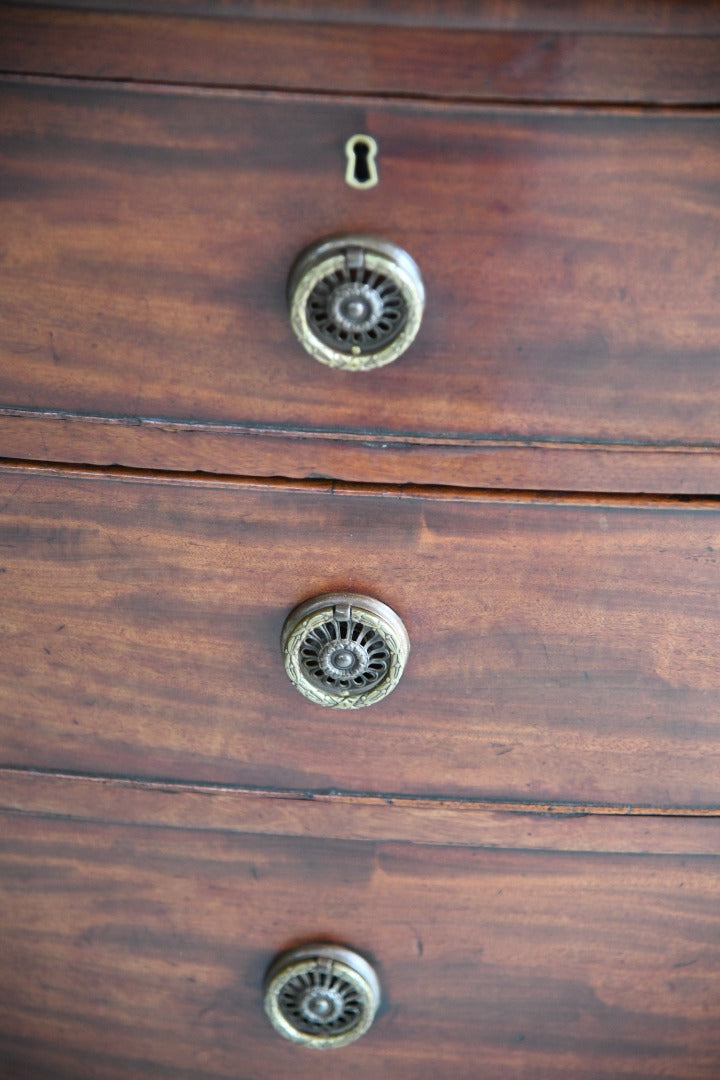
[264,943,381,1049]
[287,235,425,371]
[281,592,410,709]
[345,134,379,189]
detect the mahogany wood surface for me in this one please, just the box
[1,809,719,1079]
[4,767,720,855]
[3,463,720,808]
[2,4,719,1075]
[3,5,720,105]
[5,411,720,496]
[2,79,720,491]
[9,0,720,34]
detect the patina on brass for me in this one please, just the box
[281,592,410,708]
[344,133,379,189]
[287,235,424,371]
[264,943,380,1050]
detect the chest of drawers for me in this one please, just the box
[1,3,720,1077]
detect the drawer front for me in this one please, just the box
[2,4,720,105]
[1,808,719,1079]
[2,82,720,491]
[3,465,720,808]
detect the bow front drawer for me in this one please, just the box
[2,81,720,492]
[1,806,719,1079]
[3,464,719,808]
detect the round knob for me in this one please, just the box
[264,943,380,1050]
[287,235,425,371]
[281,592,410,709]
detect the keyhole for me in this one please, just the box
[345,135,379,190]
[353,142,371,184]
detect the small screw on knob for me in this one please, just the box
[346,300,367,320]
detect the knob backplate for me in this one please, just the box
[288,235,425,371]
[281,592,410,709]
[264,943,380,1049]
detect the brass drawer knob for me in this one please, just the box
[264,943,380,1049]
[287,235,425,371]
[281,592,410,708]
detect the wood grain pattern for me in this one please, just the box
[1,809,719,1079]
[3,6,718,1074]
[2,5,720,105]
[2,80,720,491]
[4,767,720,854]
[10,0,720,35]
[5,410,720,496]
[3,464,720,807]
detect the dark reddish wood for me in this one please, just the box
[10,0,720,34]
[3,463,720,807]
[1,809,719,1079]
[2,82,720,492]
[5,411,720,495]
[2,6,720,104]
[2,7,718,1073]
[4,767,720,854]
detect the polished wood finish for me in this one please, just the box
[1,807,719,1079]
[10,0,720,34]
[3,4,719,1074]
[2,5,720,104]
[2,79,720,491]
[3,463,720,807]
[4,767,720,855]
[6,410,720,496]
